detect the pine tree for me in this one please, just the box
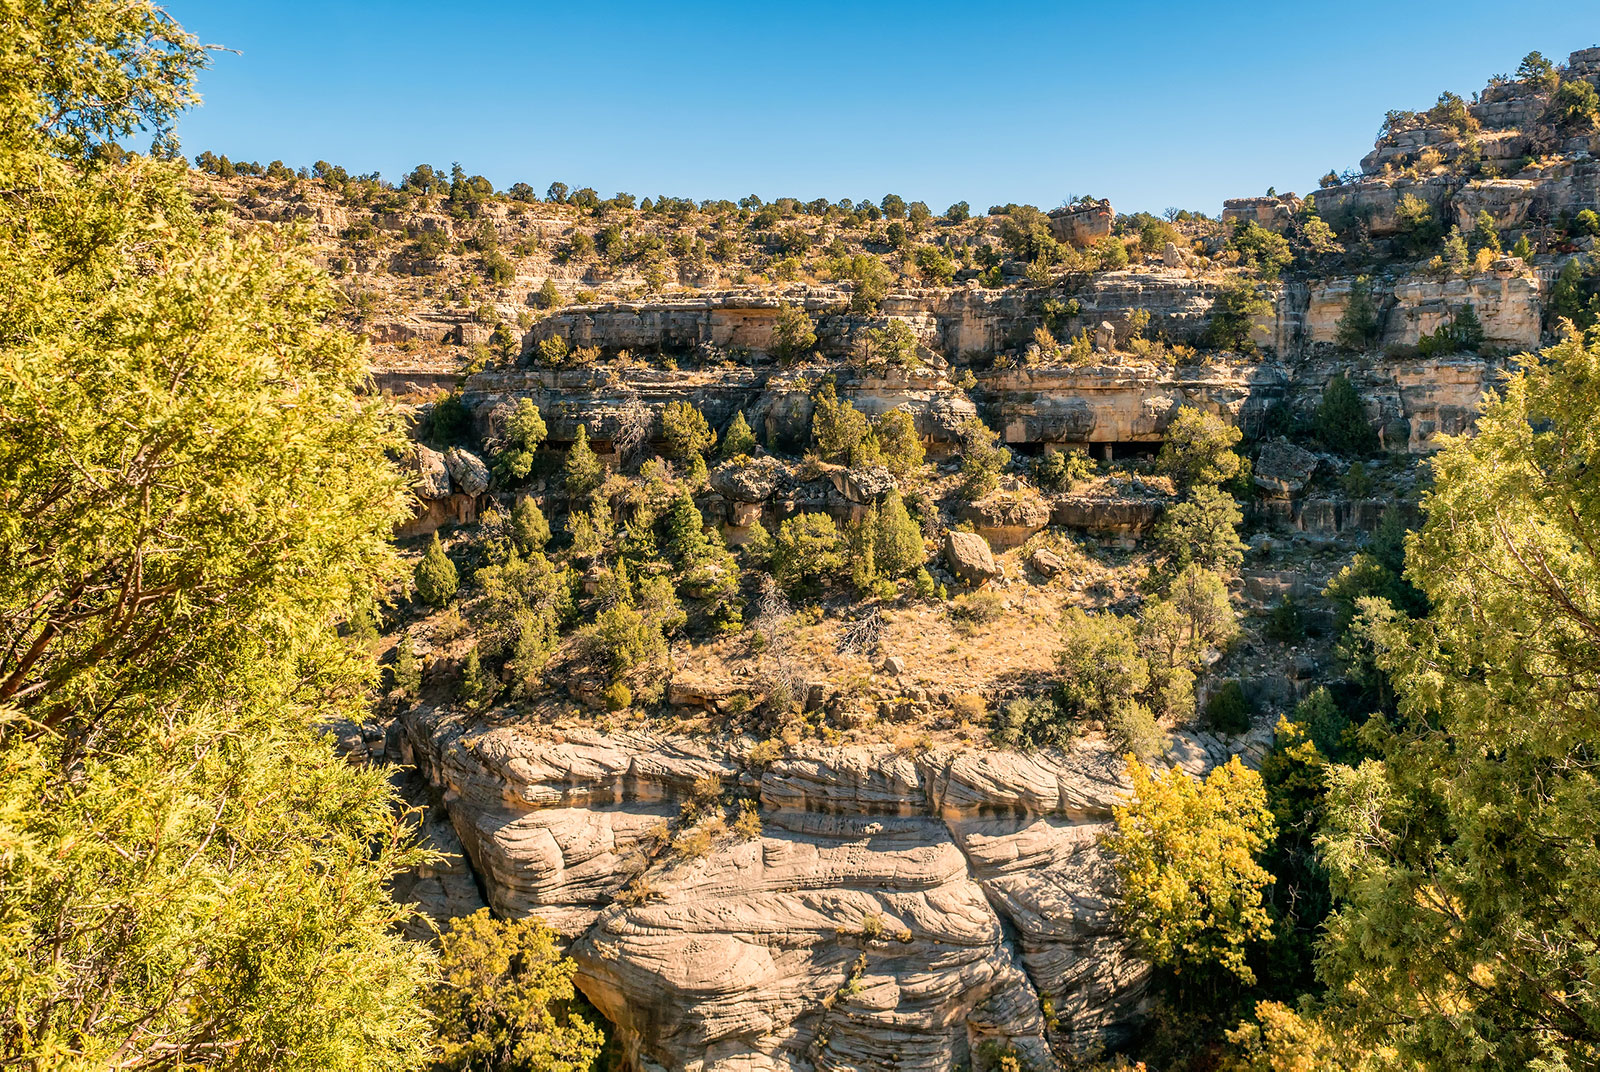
[393,636,421,698]
[665,492,713,570]
[1334,275,1381,352]
[511,496,550,552]
[873,490,925,578]
[720,411,757,458]
[415,533,460,606]
[564,424,603,500]
[457,646,498,710]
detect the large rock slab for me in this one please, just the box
[942,530,1001,586]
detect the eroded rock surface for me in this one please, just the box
[396,706,1272,1071]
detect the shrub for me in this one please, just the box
[771,302,817,363]
[428,394,472,444]
[537,277,564,309]
[603,680,632,711]
[873,407,924,477]
[662,399,716,464]
[1265,595,1305,642]
[948,590,1005,635]
[392,637,421,698]
[872,490,925,578]
[511,496,551,553]
[1204,280,1271,352]
[945,201,971,223]
[425,910,603,1072]
[1154,486,1246,575]
[1314,374,1378,454]
[1555,79,1600,129]
[1336,275,1382,352]
[811,381,873,465]
[1035,448,1094,492]
[1056,608,1150,733]
[415,534,459,606]
[957,416,1011,497]
[773,512,846,594]
[457,647,500,710]
[1205,680,1251,734]
[991,695,1075,751]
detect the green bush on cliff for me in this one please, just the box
[425,909,604,1072]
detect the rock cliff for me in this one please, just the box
[396,706,1272,1071]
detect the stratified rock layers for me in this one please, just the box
[399,706,1271,1071]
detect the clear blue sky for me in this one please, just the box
[166,1,1599,216]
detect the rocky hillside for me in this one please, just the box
[284,47,1600,1072]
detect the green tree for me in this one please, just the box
[1155,486,1246,575]
[1334,275,1381,352]
[1314,374,1377,455]
[1103,757,1277,984]
[956,416,1011,497]
[773,513,846,595]
[873,490,925,578]
[495,398,548,482]
[661,400,716,464]
[1158,407,1243,493]
[0,5,435,1066]
[811,382,873,466]
[416,534,461,606]
[873,407,925,478]
[1316,332,1600,1069]
[563,424,603,500]
[425,909,603,1072]
[1470,209,1502,254]
[512,496,552,553]
[771,302,817,363]
[393,636,422,698]
[1554,78,1600,129]
[1056,608,1149,728]
[1204,279,1272,352]
[1227,219,1292,279]
[720,411,757,458]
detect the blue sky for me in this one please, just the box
[167,1,1599,216]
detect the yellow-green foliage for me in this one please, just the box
[425,909,603,1072]
[0,5,442,1065]
[1103,757,1276,983]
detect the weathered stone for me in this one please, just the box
[882,655,906,676]
[398,707,1269,1071]
[1046,198,1113,246]
[444,447,490,495]
[832,465,897,504]
[414,444,452,499]
[1253,439,1321,497]
[1028,547,1068,577]
[959,492,1050,550]
[710,456,784,503]
[943,530,1001,586]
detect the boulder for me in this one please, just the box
[1028,547,1068,577]
[943,530,1001,586]
[1253,439,1320,498]
[882,655,907,676]
[1094,321,1116,352]
[710,456,783,503]
[444,447,491,495]
[414,445,452,500]
[832,465,897,504]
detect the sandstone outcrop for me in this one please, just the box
[444,447,491,495]
[396,707,1275,1071]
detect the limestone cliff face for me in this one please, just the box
[397,705,1272,1071]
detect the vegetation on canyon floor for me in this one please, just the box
[6,3,1600,1070]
